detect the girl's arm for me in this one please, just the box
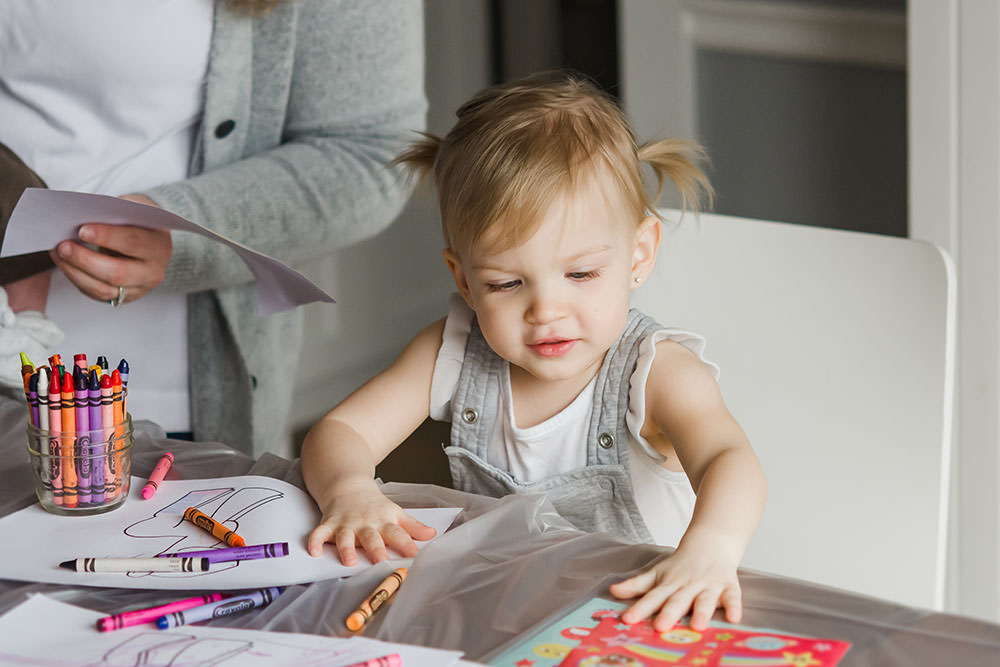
[302,318,445,566]
[610,340,767,631]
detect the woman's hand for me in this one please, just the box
[49,194,172,305]
[609,538,742,632]
[306,477,436,566]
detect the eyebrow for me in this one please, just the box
[472,245,614,272]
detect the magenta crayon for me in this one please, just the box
[60,371,78,507]
[97,593,225,632]
[74,373,92,504]
[142,452,174,500]
[156,587,283,629]
[48,371,63,504]
[343,654,402,667]
[156,542,289,563]
[101,374,117,499]
[88,369,105,504]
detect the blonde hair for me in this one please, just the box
[393,71,713,256]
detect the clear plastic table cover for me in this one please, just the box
[1,398,998,666]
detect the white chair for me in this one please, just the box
[632,210,955,610]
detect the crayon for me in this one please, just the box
[46,353,61,370]
[97,593,225,632]
[142,452,174,499]
[111,369,125,495]
[101,374,117,500]
[48,371,63,504]
[96,355,109,372]
[60,371,78,507]
[156,587,283,629]
[88,369,105,504]
[36,369,50,493]
[343,654,402,667]
[88,364,102,378]
[59,557,210,573]
[74,373,92,504]
[156,542,289,564]
[28,372,39,427]
[19,352,33,372]
[73,353,87,371]
[183,507,247,547]
[117,358,129,413]
[345,567,407,632]
[20,363,32,418]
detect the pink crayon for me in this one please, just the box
[47,371,63,505]
[97,593,225,632]
[142,453,174,500]
[343,654,402,667]
[101,374,117,500]
[74,373,92,504]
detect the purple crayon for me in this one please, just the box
[28,372,39,427]
[74,373,92,504]
[88,370,105,504]
[156,542,290,564]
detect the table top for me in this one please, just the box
[0,398,997,666]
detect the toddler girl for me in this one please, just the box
[302,72,767,631]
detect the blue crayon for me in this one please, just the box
[74,373,92,503]
[88,370,105,504]
[157,587,283,629]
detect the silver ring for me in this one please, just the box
[110,285,127,308]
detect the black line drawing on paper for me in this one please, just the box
[121,485,284,579]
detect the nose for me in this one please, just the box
[524,284,567,325]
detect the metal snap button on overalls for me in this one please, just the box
[598,432,614,449]
[461,408,478,424]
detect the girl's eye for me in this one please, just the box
[486,279,521,292]
[567,270,600,281]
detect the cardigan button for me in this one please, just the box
[598,432,615,449]
[461,408,478,424]
[214,119,236,138]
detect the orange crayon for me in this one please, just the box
[60,371,78,507]
[184,507,246,547]
[345,567,407,631]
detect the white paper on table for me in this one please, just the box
[0,188,335,315]
[0,474,461,589]
[0,595,466,667]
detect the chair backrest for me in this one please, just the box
[632,210,955,610]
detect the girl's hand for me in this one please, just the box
[608,541,742,632]
[306,478,436,566]
[49,194,172,306]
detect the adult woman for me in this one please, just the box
[0,0,425,456]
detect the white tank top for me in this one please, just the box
[430,295,721,547]
[0,0,214,430]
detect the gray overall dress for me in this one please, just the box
[444,309,663,543]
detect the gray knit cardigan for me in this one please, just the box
[142,0,426,456]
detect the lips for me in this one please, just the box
[528,339,577,357]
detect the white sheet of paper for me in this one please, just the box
[0,474,460,589]
[0,595,465,667]
[0,188,335,315]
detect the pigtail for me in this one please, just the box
[638,139,714,215]
[390,131,443,183]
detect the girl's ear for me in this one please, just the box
[631,216,661,288]
[443,248,475,307]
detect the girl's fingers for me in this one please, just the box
[609,569,658,599]
[357,526,389,563]
[720,586,743,623]
[689,587,723,630]
[621,579,684,625]
[334,527,360,566]
[398,512,437,541]
[652,584,699,632]
[307,524,335,557]
[382,522,420,557]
